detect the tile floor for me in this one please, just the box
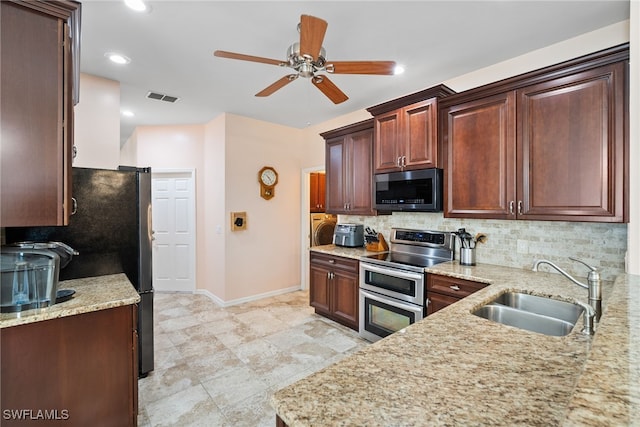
[137,290,369,427]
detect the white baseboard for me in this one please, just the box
[194,285,302,308]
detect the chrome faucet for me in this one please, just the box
[532,258,602,332]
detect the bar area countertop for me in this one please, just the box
[274,248,640,426]
[0,273,140,328]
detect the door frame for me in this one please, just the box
[151,168,197,292]
[300,165,325,291]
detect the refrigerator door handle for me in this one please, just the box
[147,205,154,241]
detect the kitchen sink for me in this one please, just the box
[473,292,584,337]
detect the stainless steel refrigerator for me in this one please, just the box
[6,166,154,377]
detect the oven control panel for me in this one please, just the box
[393,229,446,245]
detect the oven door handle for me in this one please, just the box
[360,288,424,314]
[360,263,425,282]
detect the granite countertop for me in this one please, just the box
[275,248,640,426]
[0,273,140,329]
[310,244,379,260]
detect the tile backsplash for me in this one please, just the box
[340,212,627,282]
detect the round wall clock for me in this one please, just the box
[258,166,278,200]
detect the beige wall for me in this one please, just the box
[73,74,121,169]
[223,114,306,301]
[122,115,306,304]
[203,115,226,300]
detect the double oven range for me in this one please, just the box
[359,228,455,342]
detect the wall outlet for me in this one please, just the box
[231,212,247,231]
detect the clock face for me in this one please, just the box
[260,168,277,186]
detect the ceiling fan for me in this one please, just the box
[214,15,397,104]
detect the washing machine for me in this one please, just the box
[310,213,337,246]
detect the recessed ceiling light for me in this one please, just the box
[124,0,147,12]
[394,65,405,75]
[121,110,135,117]
[105,52,131,65]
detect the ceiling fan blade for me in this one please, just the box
[255,74,299,97]
[311,75,348,104]
[326,61,397,75]
[214,50,284,66]
[299,15,328,61]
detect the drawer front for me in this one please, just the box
[310,252,359,273]
[427,274,488,298]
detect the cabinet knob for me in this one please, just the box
[449,285,460,291]
[328,259,335,264]
[509,201,515,215]
[71,197,78,215]
[518,200,523,215]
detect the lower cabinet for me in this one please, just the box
[1,305,138,427]
[426,274,488,316]
[309,252,359,331]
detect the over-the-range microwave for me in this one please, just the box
[374,168,443,212]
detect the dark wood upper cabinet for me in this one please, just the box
[368,85,455,173]
[443,92,516,219]
[517,61,626,221]
[1,0,79,227]
[322,119,375,216]
[310,172,326,212]
[441,44,629,223]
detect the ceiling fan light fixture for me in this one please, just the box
[287,43,326,71]
[215,14,395,104]
[394,64,406,75]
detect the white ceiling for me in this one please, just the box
[79,1,630,144]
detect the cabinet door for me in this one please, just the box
[403,98,438,170]
[443,92,516,219]
[310,173,324,212]
[1,305,137,426]
[317,172,326,212]
[0,1,73,226]
[346,128,375,215]
[373,110,401,172]
[325,137,347,214]
[426,292,460,316]
[517,62,626,222]
[331,269,359,330]
[310,263,332,316]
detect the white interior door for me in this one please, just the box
[152,170,196,292]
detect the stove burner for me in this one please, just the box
[363,252,449,269]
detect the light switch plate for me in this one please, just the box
[231,212,247,231]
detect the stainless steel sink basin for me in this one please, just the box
[473,292,584,336]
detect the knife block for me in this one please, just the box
[365,233,389,252]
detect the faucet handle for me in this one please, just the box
[569,257,598,272]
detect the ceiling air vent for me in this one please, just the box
[146,91,180,103]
